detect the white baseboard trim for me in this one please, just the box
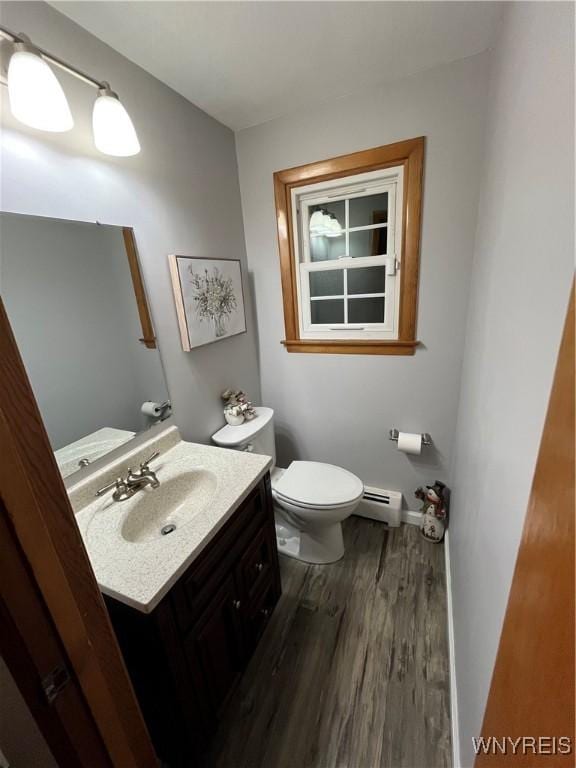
[401,509,422,525]
[444,530,461,768]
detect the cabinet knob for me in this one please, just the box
[255,562,264,573]
[232,599,242,610]
[261,608,270,619]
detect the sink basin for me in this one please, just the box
[72,433,274,611]
[120,469,217,544]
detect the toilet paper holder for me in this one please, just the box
[389,429,433,446]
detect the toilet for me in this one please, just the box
[212,407,363,564]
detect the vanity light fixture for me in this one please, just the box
[309,208,327,236]
[0,26,140,157]
[7,39,73,132]
[325,213,343,238]
[93,82,140,157]
[309,208,343,238]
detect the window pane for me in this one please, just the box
[324,200,345,227]
[347,266,386,295]
[348,297,385,323]
[311,299,344,324]
[349,227,387,257]
[349,192,388,228]
[309,270,344,297]
[308,201,345,244]
[310,234,346,261]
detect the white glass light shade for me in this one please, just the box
[325,214,343,238]
[92,88,140,157]
[309,209,326,235]
[8,47,73,132]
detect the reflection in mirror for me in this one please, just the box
[349,192,388,228]
[349,227,388,257]
[0,213,170,479]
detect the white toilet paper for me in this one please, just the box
[141,401,163,418]
[397,431,422,455]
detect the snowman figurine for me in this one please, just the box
[415,481,448,543]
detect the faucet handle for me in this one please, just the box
[140,450,160,469]
[96,477,125,497]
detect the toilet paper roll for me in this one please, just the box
[141,401,163,418]
[397,431,422,455]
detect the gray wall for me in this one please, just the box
[449,3,574,765]
[0,214,167,449]
[0,1,260,446]
[236,53,491,503]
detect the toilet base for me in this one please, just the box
[275,516,344,564]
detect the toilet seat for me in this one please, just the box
[273,461,363,509]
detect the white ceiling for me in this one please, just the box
[51,1,502,131]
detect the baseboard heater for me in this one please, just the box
[354,486,402,527]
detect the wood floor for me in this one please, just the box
[203,518,451,768]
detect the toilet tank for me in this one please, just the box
[211,406,276,465]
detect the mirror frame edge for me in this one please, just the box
[121,227,157,349]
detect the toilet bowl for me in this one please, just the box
[211,407,363,564]
[271,463,363,563]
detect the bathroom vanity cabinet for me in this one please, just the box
[104,473,281,764]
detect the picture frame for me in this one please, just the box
[168,255,247,351]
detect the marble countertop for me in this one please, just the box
[70,427,272,613]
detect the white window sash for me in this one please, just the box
[291,167,404,341]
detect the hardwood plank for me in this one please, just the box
[204,519,451,768]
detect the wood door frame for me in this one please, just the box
[0,298,158,767]
[0,502,112,766]
[476,282,575,765]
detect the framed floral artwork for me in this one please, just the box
[168,255,247,350]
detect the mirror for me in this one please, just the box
[0,213,170,479]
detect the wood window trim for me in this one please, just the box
[273,137,424,355]
[122,228,157,349]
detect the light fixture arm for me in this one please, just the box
[0,25,106,90]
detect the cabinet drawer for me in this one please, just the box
[172,484,266,632]
[238,524,275,601]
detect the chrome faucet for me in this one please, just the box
[96,450,160,502]
[126,451,160,489]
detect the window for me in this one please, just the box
[296,168,402,340]
[274,137,424,355]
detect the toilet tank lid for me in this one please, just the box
[211,406,274,447]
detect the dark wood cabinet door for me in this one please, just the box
[185,572,244,714]
[237,523,276,601]
[105,475,281,762]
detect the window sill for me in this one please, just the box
[281,339,419,355]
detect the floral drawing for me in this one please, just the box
[170,255,246,350]
[189,265,238,337]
